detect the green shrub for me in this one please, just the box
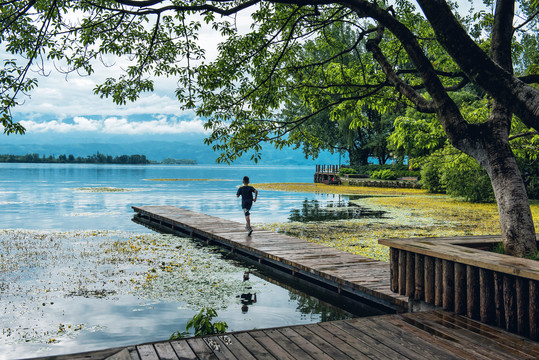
[420,160,445,193]
[395,170,421,179]
[370,169,396,180]
[420,149,494,202]
[338,167,358,176]
[440,155,494,203]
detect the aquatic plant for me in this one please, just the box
[170,307,228,340]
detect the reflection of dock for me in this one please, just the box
[132,205,408,312]
[38,310,539,359]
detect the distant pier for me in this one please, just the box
[314,164,341,184]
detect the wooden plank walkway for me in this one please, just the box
[32,311,539,360]
[132,205,409,311]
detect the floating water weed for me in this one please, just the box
[258,184,539,263]
[0,229,256,349]
[74,187,140,192]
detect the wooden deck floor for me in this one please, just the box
[132,205,409,312]
[32,311,539,360]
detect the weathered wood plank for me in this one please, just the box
[429,311,539,358]
[169,340,197,360]
[212,335,257,360]
[248,330,297,360]
[153,342,179,360]
[186,337,219,360]
[385,316,494,360]
[135,345,159,360]
[231,333,278,360]
[348,316,456,360]
[276,327,333,360]
[405,312,531,360]
[203,336,238,360]
[319,321,405,360]
[291,326,355,360]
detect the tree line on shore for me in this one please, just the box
[0,153,151,164]
[0,153,197,165]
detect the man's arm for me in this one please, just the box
[253,189,258,202]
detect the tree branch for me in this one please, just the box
[519,74,539,84]
[509,130,539,141]
[416,0,539,131]
[366,26,436,113]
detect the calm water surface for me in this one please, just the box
[0,164,373,359]
[2,163,339,229]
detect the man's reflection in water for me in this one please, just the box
[238,271,257,313]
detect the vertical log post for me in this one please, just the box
[398,250,407,295]
[504,274,517,333]
[530,280,538,340]
[479,268,495,324]
[454,262,466,315]
[434,258,443,307]
[493,272,505,329]
[516,277,529,337]
[414,254,424,300]
[406,252,415,298]
[466,265,479,320]
[442,260,454,311]
[390,248,399,293]
[424,256,435,304]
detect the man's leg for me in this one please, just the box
[243,206,253,236]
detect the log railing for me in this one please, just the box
[379,235,539,340]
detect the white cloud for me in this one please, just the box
[19,115,207,135]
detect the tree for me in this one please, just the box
[280,22,394,166]
[1,1,538,256]
[282,94,394,166]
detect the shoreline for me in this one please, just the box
[255,182,539,262]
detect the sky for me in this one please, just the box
[3,1,490,154]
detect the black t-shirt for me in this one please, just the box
[237,185,256,205]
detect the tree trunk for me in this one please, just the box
[469,116,537,257]
[484,144,537,257]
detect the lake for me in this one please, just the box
[0,163,378,359]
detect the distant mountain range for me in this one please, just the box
[0,140,341,165]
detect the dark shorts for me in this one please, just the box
[242,202,252,216]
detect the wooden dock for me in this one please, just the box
[32,310,539,360]
[132,205,409,312]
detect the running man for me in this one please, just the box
[236,176,258,236]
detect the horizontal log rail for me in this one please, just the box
[379,235,539,340]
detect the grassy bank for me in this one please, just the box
[255,183,539,262]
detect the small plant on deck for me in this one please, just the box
[170,307,228,340]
